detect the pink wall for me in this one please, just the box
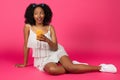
[0,0,120,53]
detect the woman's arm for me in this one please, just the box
[16,24,30,67]
[37,25,58,51]
[46,25,58,51]
[23,24,30,66]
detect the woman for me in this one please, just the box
[16,3,117,75]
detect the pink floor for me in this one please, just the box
[0,50,119,80]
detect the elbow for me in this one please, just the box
[24,45,27,49]
[51,45,58,51]
[24,44,29,50]
[24,42,27,48]
[52,47,58,51]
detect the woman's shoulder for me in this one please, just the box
[24,24,31,28]
[24,24,31,31]
[48,24,55,30]
[47,25,56,34]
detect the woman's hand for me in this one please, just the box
[15,64,27,68]
[37,34,49,42]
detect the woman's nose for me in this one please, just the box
[38,14,41,17]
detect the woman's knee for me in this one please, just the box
[48,67,57,74]
[44,66,58,75]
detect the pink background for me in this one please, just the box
[0,0,120,53]
[0,0,120,80]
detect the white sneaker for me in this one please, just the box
[99,64,117,73]
[72,60,88,65]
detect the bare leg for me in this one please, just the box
[44,62,67,75]
[60,56,101,73]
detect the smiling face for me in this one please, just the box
[33,7,45,25]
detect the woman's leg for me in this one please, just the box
[60,56,101,73]
[44,62,67,75]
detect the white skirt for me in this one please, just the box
[32,44,68,71]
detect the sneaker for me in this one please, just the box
[72,60,88,65]
[99,64,117,73]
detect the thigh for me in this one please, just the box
[59,55,73,66]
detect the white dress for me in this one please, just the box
[27,24,68,71]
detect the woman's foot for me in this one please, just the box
[99,64,117,73]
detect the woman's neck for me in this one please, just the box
[35,23,44,27]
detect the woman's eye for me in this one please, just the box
[34,13,38,15]
[40,12,44,14]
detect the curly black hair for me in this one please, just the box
[24,3,53,26]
